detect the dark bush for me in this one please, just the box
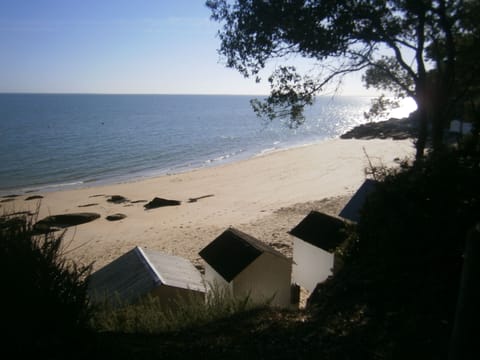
[355,146,480,358]
[0,212,93,358]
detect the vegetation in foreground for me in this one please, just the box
[0,211,93,359]
[91,285,268,334]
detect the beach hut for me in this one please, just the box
[449,119,473,135]
[88,246,205,308]
[338,178,378,223]
[199,227,292,308]
[289,211,347,293]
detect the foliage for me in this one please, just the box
[0,211,93,358]
[363,95,400,122]
[91,283,268,334]
[354,144,478,357]
[207,0,479,158]
[359,145,479,265]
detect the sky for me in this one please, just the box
[0,0,376,96]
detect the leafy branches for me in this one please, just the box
[251,66,318,126]
[363,56,415,98]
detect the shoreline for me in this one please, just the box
[2,138,415,271]
[0,136,334,197]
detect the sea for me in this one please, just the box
[0,94,414,195]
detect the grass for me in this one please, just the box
[91,284,269,334]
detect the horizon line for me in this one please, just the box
[0,91,377,97]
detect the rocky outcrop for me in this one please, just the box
[34,212,100,233]
[144,197,181,210]
[340,117,417,140]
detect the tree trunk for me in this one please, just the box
[415,106,428,160]
[414,83,430,160]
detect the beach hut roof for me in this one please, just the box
[199,227,288,282]
[338,179,378,222]
[289,211,347,252]
[88,247,204,303]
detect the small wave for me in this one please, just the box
[22,180,85,194]
[204,155,229,164]
[45,181,84,188]
[204,149,245,164]
[256,147,278,156]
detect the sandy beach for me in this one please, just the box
[3,138,415,271]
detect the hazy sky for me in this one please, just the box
[0,0,376,95]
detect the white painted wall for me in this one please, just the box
[233,253,292,308]
[292,238,334,292]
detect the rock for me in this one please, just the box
[25,195,44,201]
[78,203,99,207]
[107,195,128,204]
[144,197,181,210]
[188,194,214,203]
[340,116,417,140]
[106,213,127,221]
[34,212,100,233]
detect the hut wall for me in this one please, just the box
[292,238,334,293]
[233,253,292,308]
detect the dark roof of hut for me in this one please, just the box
[199,227,287,282]
[289,211,347,252]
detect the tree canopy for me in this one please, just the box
[207,0,479,158]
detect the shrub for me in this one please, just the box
[355,145,480,358]
[0,211,93,358]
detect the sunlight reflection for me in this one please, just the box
[387,97,417,119]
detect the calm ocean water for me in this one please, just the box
[0,94,407,195]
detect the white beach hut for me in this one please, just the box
[88,246,205,308]
[289,211,347,293]
[339,179,378,222]
[199,227,292,308]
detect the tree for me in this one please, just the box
[206,0,477,159]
